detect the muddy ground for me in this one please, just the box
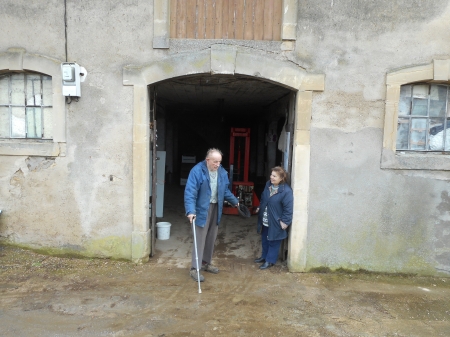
[1,244,450,337]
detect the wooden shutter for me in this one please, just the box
[169,0,282,41]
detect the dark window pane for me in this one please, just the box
[42,76,52,106]
[0,75,9,105]
[43,107,53,139]
[412,98,428,115]
[448,88,450,118]
[11,107,25,138]
[446,118,450,151]
[26,107,42,138]
[398,85,411,116]
[11,74,25,106]
[429,118,445,150]
[0,106,9,137]
[410,118,427,150]
[26,75,42,106]
[429,85,446,117]
[411,84,428,116]
[396,118,409,150]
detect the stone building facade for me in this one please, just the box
[0,0,449,276]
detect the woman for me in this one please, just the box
[254,166,293,269]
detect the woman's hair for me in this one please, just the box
[271,166,288,184]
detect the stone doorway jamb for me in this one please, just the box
[123,46,324,271]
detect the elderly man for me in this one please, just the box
[184,148,239,282]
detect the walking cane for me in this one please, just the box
[192,216,202,294]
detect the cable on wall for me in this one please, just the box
[64,0,68,62]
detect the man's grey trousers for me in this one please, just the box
[191,203,218,269]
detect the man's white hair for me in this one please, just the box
[205,148,223,159]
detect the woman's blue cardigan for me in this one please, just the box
[257,181,294,241]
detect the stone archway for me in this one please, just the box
[123,45,324,271]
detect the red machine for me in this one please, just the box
[223,127,260,215]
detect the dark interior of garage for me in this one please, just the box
[150,74,295,261]
[155,74,293,191]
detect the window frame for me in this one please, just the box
[381,59,450,170]
[0,48,66,157]
[395,83,450,152]
[0,72,54,140]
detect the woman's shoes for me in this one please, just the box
[259,262,274,270]
[254,257,265,263]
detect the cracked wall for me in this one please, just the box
[0,0,449,273]
[301,0,450,275]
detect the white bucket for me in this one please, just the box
[156,222,171,240]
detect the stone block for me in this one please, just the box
[282,23,297,41]
[153,36,169,49]
[59,142,67,157]
[383,102,398,151]
[23,52,60,77]
[294,130,310,146]
[296,113,311,131]
[281,41,295,51]
[211,45,237,75]
[281,0,298,40]
[133,86,150,126]
[434,59,450,81]
[385,85,400,102]
[287,217,307,272]
[142,50,211,85]
[291,144,310,193]
[235,52,305,90]
[381,149,450,171]
[132,230,150,263]
[133,188,149,232]
[387,64,433,85]
[300,74,325,92]
[295,92,312,131]
[133,124,149,143]
[153,0,170,49]
[0,141,61,156]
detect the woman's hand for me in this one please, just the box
[280,221,288,230]
[255,207,260,214]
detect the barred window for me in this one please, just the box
[397,84,450,151]
[0,72,53,139]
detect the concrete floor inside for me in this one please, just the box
[153,183,264,269]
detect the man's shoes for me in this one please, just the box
[201,263,219,274]
[259,262,274,270]
[254,257,265,263]
[190,268,205,282]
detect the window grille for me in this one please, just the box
[0,73,53,139]
[397,84,450,151]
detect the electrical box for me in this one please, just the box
[61,62,86,97]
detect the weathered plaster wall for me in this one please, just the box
[0,1,157,259]
[0,1,65,59]
[309,128,450,275]
[298,0,450,275]
[1,0,449,274]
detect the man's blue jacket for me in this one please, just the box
[184,161,238,227]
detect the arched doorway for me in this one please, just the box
[123,45,324,271]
